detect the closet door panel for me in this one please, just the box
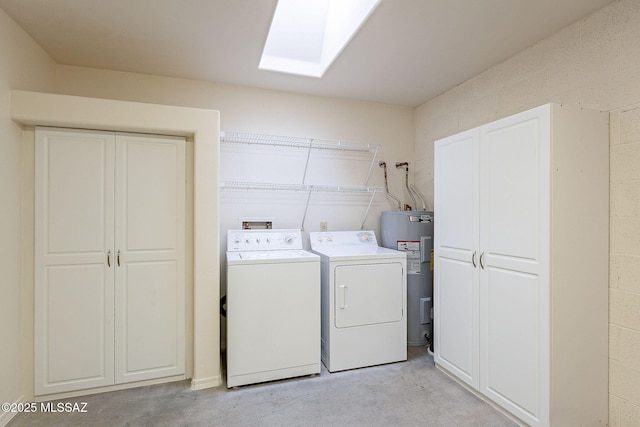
[434,128,480,389]
[435,129,478,255]
[481,116,543,264]
[35,128,115,396]
[479,106,550,425]
[114,133,186,384]
[483,267,540,418]
[436,257,477,385]
[45,265,111,384]
[121,138,182,251]
[44,136,112,254]
[120,261,180,374]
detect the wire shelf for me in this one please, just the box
[220,131,378,152]
[219,130,381,230]
[220,181,383,193]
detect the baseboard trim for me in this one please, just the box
[0,395,25,427]
[191,375,222,390]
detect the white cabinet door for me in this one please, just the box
[114,133,186,384]
[433,128,480,389]
[35,128,186,396]
[479,107,550,424]
[35,129,116,395]
[434,104,607,426]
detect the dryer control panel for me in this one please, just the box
[227,229,302,251]
[310,231,378,247]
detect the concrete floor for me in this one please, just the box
[9,347,517,426]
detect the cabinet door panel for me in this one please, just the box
[44,265,112,385]
[120,137,182,251]
[435,129,478,254]
[482,117,542,262]
[118,261,181,377]
[434,128,480,389]
[479,106,550,425]
[44,135,112,254]
[35,128,115,396]
[483,268,539,418]
[114,134,186,384]
[435,257,478,388]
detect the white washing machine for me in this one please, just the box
[309,230,407,372]
[225,229,320,388]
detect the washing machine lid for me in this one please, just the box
[227,249,319,265]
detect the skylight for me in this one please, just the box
[259,0,381,78]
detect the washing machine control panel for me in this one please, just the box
[227,229,302,251]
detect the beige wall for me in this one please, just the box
[0,8,55,424]
[415,0,640,424]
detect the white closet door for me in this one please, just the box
[35,128,115,396]
[478,106,550,424]
[114,133,186,384]
[433,128,480,390]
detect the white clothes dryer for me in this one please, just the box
[309,231,407,372]
[225,229,320,388]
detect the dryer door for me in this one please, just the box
[334,262,404,328]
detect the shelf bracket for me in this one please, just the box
[360,188,377,230]
[301,138,313,185]
[364,145,379,186]
[300,189,313,231]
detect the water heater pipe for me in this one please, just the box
[378,161,401,210]
[395,162,418,210]
[410,184,427,211]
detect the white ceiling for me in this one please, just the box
[0,0,615,107]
